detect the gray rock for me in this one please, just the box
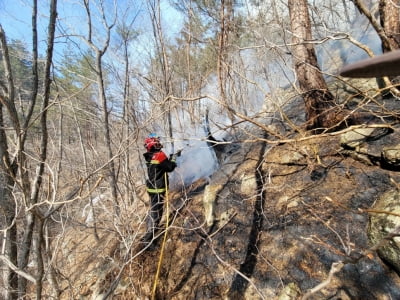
[382,146,400,167]
[340,127,376,149]
[277,282,301,300]
[368,189,400,273]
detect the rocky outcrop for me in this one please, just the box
[53,124,400,299]
[368,189,400,274]
[383,146,400,167]
[203,184,222,227]
[340,125,400,169]
[108,127,400,299]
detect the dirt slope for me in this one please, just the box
[50,120,400,299]
[99,128,400,299]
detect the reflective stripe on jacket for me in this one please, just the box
[147,187,167,193]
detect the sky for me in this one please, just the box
[0,0,183,61]
[0,0,37,44]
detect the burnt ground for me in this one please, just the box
[42,78,400,300]
[100,128,400,300]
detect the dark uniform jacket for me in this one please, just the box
[143,150,176,194]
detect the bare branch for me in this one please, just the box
[0,255,37,284]
[301,261,344,300]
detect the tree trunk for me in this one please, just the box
[0,0,57,297]
[218,0,235,122]
[82,0,119,213]
[288,0,336,131]
[351,0,400,93]
[0,25,19,300]
[379,0,400,90]
[379,0,400,52]
[95,50,120,212]
[17,1,39,295]
[0,171,18,300]
[148,0,175,151]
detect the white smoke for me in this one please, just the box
[170,140,217,187]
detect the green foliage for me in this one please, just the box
[58,50,96,90]
[0,39,34,101]
[167,0,249,95]
[0,39,47,134]
[55,50,101,142]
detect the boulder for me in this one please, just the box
[368,189,400,274]
[203,184,222,227]
[382,145,400,167]
[240,173,257,196]
[340,127,376,149]
[277,282,301,300]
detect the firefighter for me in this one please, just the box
[142,133,179,243]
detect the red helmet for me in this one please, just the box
[144,134,162,151]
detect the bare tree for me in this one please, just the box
[0,26,19,300]
[217,0,235,121]
[81,0,119,211]
[0,0,58,298]
[147,0,175,150]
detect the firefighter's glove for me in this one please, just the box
[169,154,176,162]
[176,149,182,157]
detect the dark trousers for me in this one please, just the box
[145,192,165,237]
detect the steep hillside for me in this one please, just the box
[51,119,400,299]
[39,75,400,299]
